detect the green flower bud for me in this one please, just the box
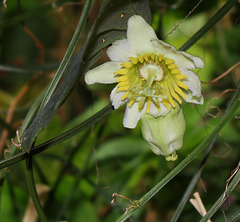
[141,103,186,161]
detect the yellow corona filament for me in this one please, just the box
[150,53,155,61]
[175,80,189,90]
[164,81,175,107]
[116,85,130,92]
[170,77,186,99]
[114,69,129,75]
[121,62,133,68]
[171,69,181,74]
[162,99,171,110]
[128,97,136,107]
[121,92,129,100]
[144,54,149,62]
[138,55,144,63]
[158,55,163,62]
[165,58,175,65]
[174,74,188,80]
[129,57,139,64]
[168,64,178,69]
[116,74,131,82]
[168,79,182,104]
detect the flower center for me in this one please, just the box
[139,64,163,81]
[114,53,189,113]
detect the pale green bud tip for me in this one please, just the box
[141,103,186,161]
[165,151,178,161]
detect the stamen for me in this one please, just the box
[146,97,151,113]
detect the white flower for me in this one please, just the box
[85,15,204,159]
[85,15,204,129]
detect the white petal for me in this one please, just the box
[151,39,176,55]
[123,102,145,129]
[85,62,120,84]
[164,51,196,69]
[181,51,204,68]
[185,92,204,104]
[148,102,170,117]
[107,39,136,62]
[110,86,127,109]
[127,15,157,55]
[180,68,203,104]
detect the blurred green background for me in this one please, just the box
[0,0,239,221]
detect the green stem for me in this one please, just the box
[26,157,48,222]
[200,163,240,222]
[179,0,238,51]
[39,0,92,110]
[115,93,240,222]
[0,104,113,170]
